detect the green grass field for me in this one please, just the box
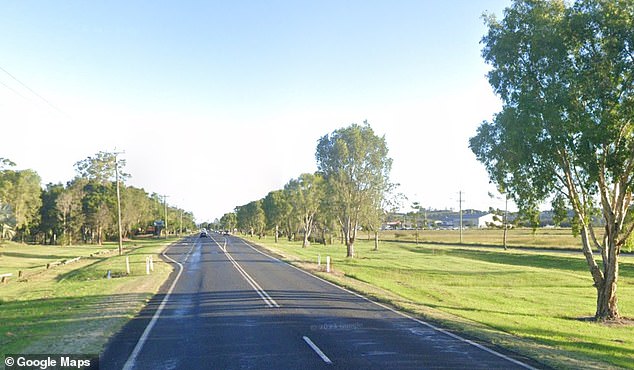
[245,235,634,369]
[0,237,179,356]
[374,227,590,250]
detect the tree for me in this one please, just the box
[471,0,634,321]
[220,212,237,233]
[75,151,128,246]
[262,190,291,243]
[40,183,65,244]
[74,151,128,183]
[364,184,403,251]
[285,173,324,248]
[56,180,85,245]
[121,186,154,238]
[1,169,42,241]
[316,122,392,258]
[236,201,265,237]
[0,202,16,240]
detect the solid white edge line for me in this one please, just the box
[303,336,333,364]
[121,238,193,370]
[210,235,280,308]
[239,238,537,370]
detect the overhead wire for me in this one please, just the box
[0,64,68,116]
[0,78,29,100]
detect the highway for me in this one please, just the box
[101,233,539,369]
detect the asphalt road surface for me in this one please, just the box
[101,233,539,370]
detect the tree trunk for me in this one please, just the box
[346,237,355,257]
[578,223,620,321]
[595,228,620,320]
[346,218,356,258]
[274,225,279,243]
[373,230,379,251]
[596,277,619,320]
[303,231,310,248]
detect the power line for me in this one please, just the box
[0,65,67,116]
[0,78,29,100]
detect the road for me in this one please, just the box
[101,233,539,369]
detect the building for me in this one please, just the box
[451,213,502,228]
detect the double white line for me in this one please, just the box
[212,236,280,308]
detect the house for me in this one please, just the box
[451,213,502,228]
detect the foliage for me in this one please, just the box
[0,152,195,244]
[219,212,237,231]
[236,200,265,237]
[471,0,634,320]
[316,122,392,257]
[262,189,291,243]
[0,202,16,239]
[285,173,324,247]
[0,167,42,240]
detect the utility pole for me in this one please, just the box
[459,190,464,244]
[114,151,124,256]
[179,209,183,236]
[503,194,509,250]
[163,195,169,238]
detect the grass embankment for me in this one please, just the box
[0,237,179,356]
[245,235,634,369]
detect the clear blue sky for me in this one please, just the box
[1,1,512,222]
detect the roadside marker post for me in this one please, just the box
[145,257,150,275]
[126,256,130,275]
[326,256,331,273]
[318,254,321,268]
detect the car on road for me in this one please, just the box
[200,230,208,238]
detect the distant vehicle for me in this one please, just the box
[200,231,208,238]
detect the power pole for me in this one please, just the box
[459,190,464,244]
[503,194,509,250]
[179,209,183,236]
[163,195,169,238]
[114,151,124,256]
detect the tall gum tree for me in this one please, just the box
[316,122,392,258]
[285,173,324,248]
[470,0,634,321]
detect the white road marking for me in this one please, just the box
[182,240,197,262]
[122,239,194,370]
[210,235,280,308]
[303,336,333,364]
[239,238,536,370]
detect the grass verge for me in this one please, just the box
[244,235,634,369]
[0,237,180,357]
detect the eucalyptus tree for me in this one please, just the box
[285,173,324,248]
[236,201,265,237]
[56,180,85,245]
[121,186,154,237]
[0,203,16,240]
[40,183,64,244]
[316,122,392,258]
[74,151,127,246]
[471,0,634,320]
[262,189,291,243]
[220,212,237,233]
[0,169,42,241]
